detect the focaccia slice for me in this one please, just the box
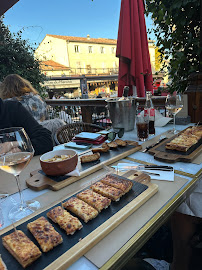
[166,134,198,152]
[63,197,98,223]
[100,174,133,194]
[192,126,202,139]
[47,206,83,235]
[183,126,202,139]
[90,181,124,201]
[2,230,41,268]
[0,256,7,270]
[27,216,63,252]
[77,189,111,212]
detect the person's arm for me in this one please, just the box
[13,102,53,155]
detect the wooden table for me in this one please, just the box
[0,124,201,270]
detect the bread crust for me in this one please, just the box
[90,181,124,201]
[100,174,133,194]
[27,216,63,252]
[166,126,202,152]
[77,189,111,212]
[47,206,83,235]
[114,139,127,147]
[92,143,110,153]
[63,197,98,223]
[80,153,100,163]
[2,230,41,268]
[124,140,139,146]
[0,256,7,270]
[107,142,118,149]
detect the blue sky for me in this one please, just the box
[3,0,155,48]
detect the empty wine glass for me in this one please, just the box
[165,93,183,134]
[0,127,40,222]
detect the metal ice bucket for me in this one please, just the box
[106,98,136,131]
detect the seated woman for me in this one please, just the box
[0,74,66,143]
[0,98,53,155]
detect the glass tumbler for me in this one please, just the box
[136,114,149,141]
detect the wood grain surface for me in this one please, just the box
[26,144,142,191]
[148,127,202,163]
[1,170,158,270]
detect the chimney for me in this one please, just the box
[87,34,90,40]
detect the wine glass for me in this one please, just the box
[0,127,40,222]
[165,93,183,134]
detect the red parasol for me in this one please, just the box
[116,0,153,97]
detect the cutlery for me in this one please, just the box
[111,165,173,171]
[141,171,160,176]
[142,135,167,153]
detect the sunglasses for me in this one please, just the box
[107,128,124,142]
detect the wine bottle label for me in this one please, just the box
[150,108,155,117]
[144,109,149,116]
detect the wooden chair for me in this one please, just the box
[54,122,105,145]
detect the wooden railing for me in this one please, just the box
[45,96,167,126]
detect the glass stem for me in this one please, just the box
[14,175,25,210]
[173,114,176,132]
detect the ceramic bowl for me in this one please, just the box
[40,149,78,176]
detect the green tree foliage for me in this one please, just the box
[0,17,46,96]
[146,0,201,93]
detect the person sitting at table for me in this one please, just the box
[0,74,66,143]
[169,198,202,270]
[0,98,53,155]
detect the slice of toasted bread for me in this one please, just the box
[114,139,127,147]
[107,142,118,149]
[80,153,100,163]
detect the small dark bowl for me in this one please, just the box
[40,149,78,176]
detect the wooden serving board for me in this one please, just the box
[0,171,158,270]
[26,143,142,191]
[148,127,202,163]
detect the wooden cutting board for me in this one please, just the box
[148,127,202,163]
[0,171,158,270]
[26,144,142,191]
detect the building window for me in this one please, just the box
[88,46,93,53]
[74,45,80,53]
[86,65,92,74]
[100,46,105,54]
[76,62,81,74]
[102,62,105,73]
[111,47,115,54]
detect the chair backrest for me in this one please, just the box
[54,122,104,145]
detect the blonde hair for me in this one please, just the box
[0,74,38,99]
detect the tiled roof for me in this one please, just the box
[40,60,69,70]
[46,34,117,45]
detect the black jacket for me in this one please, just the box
[0,98,53,155]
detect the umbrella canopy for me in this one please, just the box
[116,0,153,97]
[0,0,19,16]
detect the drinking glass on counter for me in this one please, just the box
[0,127,40,222]
[165,93,183,134]
[136,114,149,141]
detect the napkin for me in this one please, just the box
[154,110,173,127]
[143,169,174,181]
[115,163,174,182]
[140,110,172,127]
[65,164,80,176]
